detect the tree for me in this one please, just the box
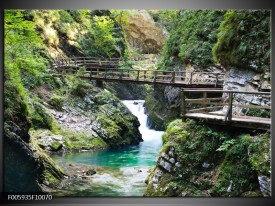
[78,15,122,58]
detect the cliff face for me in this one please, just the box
[122,10,167,54]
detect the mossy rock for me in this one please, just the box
[49,141,63,151]
[49,95,64,111]
[29,102,60,132]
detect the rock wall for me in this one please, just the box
[105,82,146,100]
[222,68,271,115]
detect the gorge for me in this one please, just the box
[3,9,271,197]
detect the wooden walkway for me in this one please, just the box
[180,90,271,130]
[52,57,271,130]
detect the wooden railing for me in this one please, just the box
[53,67,225,87]
[52,57,155,69]
[180,89,271,129]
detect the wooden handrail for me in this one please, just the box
[181,89,270,125]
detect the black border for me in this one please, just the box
[0,0,274,206]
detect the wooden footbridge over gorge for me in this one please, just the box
[52,57,271,130]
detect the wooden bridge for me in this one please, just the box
[52,57,271,130]
[52,57,225,87]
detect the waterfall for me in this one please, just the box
[122,100,163,150]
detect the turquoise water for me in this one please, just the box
[51,100,163,196]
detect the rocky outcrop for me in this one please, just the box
[144,85,181,130]
[31,83,143,152]
[122,10,167,54]
[4,122,65,192]
[145,119,269,197]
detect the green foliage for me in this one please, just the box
[247,132,270,176]
[59,10,74,23]
[67,76,92,98]
[4,81,30,128]
[148,10,180,31]
[29,102,59,132]
[67,10,90,23]
[158,10,225,70]
[216,139,237,152]
[213,10,270,72]
[94,90,117,105]
[78,15,123,57]
[5,10,49,89]
[178,10,225,68]
[246,108,270,118]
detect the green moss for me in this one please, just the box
[212,151,260,196]
[90,137,108,149]
[49,95,64,111]
[94,90,117,105]
[213,10,270,72]
[50,141,63,151]
[29,141,65,188]
[247,132,270,176]
[62,128,108,150]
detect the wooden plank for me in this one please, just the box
[185,113,271,125]
[187,106,223,113]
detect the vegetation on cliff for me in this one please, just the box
[145,119,270,197]
[213,10,270,72]
[157,10,270,72]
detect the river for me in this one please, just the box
[51,100,164,196]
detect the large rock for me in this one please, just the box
[122,10,167,54]
[4,122,64,192]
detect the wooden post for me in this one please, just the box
[120,69,123,80]
[171,71,175,83]
[153,71,157,82]
[97,68,99,77]
[136,70,140,81]
[190,72,194,85]
[90,68,93,77]
[203,91,207,113]
[215,74,218,87]
[224,92,233,121]
[144,70,147,80]
[180,89,186,117]
[104,69,108,78]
